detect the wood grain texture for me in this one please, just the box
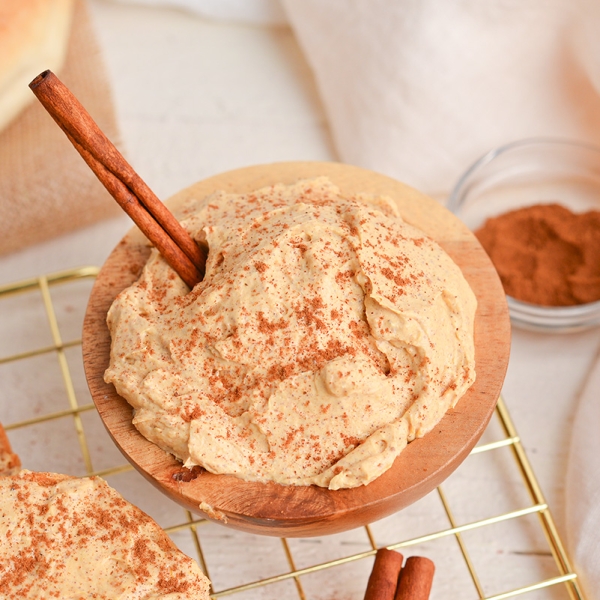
[82,162,510,537]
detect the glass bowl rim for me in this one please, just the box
[447,136,600,213]
[447,136,600,332]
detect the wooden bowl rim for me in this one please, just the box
[82,161,511,537]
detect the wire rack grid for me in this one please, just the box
[0,266,587,600]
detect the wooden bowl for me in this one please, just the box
[82,162,510,537]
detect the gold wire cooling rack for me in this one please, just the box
[0,266,587,600]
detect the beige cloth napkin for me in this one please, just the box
[281,0,600,198]
[0,0,121,256]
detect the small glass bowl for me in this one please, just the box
[447,137,600,333]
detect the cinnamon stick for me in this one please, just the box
[394,556,435,600]
[29,70,205,289]
[364,549,404,600]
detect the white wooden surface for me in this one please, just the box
[0,1,599,597]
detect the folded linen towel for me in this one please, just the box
[281,0,600,197]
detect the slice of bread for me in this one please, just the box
[0,0,75,132]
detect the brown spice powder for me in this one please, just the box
[475,203,600,306]
[0,473,210,598]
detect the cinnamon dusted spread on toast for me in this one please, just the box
[0,470,211,598]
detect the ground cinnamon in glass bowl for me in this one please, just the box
[475,203,600,307]
[447,138,600,332]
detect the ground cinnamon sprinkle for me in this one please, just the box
[475,203,600,306]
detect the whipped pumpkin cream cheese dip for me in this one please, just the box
[104,177,477,490]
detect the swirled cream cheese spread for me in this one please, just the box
[104,177,477,490]
[0,470,211,599]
